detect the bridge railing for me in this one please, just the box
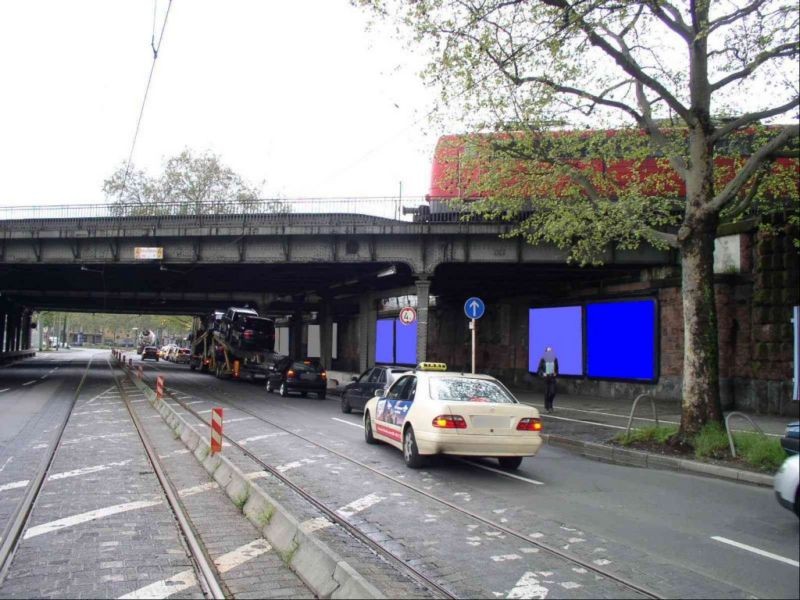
[0,197,439,225]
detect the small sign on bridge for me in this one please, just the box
[134,247,164,260]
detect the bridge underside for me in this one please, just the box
[0,261,644,315]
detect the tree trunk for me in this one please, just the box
[678,215,724,441]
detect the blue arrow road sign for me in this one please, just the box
[464,297,485,320]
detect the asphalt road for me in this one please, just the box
[142,357,800,599]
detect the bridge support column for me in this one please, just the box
[289,311,304,359]
[21,311,31,350]
[359,295,376,372]
[8,308,19,351]
[0,312,6,353]
[415,278,431,364]
[319,303,333,371]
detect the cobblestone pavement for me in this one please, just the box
[1,354,202,599]
[144,359,799,600]
[116,374,312,599]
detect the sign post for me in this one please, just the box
[464,297,486,374]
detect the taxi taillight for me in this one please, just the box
[286,369,296,378]
[517,418,542,432]
[432,415,467,429]
[321,371,327,379]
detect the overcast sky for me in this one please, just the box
[0,1,442,207]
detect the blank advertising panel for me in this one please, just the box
[375,319,394,364]
[528,306,583,375]
[395,321,418,365]
[586,299,657,380]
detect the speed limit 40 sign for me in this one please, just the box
[398,306,417,325]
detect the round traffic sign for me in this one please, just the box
[398,306,417,325]
[464,297,485,320]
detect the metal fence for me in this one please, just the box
[0,196,431,224]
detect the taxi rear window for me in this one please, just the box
[292,361,323,373]
[429,378,517,404]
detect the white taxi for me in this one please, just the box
[363,363,543,469]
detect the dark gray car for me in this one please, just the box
[340,365,412,413]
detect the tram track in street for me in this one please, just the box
[0,356,94,584]
[107,359,227,599]
[147,370,663,600]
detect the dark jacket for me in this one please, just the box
[537,357,559,378]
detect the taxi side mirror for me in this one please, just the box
[351,375,358,382]
[374,389,385,397]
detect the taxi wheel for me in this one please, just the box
[301,392,308,398]
[317,391,326,400]
[364,413,377,445]
[341,396,352,414]
[279,382,289,397]
[498,457,523,471]
[403,427,425,469]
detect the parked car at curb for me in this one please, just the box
[780,421,799,456]
[774,453,799,517]
[265,357,327,399]
[141,346,159,361]
[341,365,412,414]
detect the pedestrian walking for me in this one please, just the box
[537,346,559,413]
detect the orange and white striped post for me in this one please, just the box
[156,375,165,400]
[233,360,240,379]
[210,408,223,454]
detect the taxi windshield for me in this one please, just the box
[429,378,517,404]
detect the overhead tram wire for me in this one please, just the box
[118,0,174,200]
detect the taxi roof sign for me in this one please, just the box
[417,362,447,371]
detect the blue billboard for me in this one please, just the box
[528,306,583,376]
[375,318,418,365]
[586,299,657,380]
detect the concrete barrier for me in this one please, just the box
[123,364,385,599]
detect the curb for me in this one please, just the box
[542,434,774,487]
[123,365,385,599]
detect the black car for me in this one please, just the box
[141,346,159,361]
[265,358,327,399]
[340,365,412,413]
[227,315,275,352]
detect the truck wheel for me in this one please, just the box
[317,391,326,400]
[190,363,196,371]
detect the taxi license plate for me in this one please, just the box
[471,416,509,429]
[300,373,318,381]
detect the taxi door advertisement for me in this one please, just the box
[375,399,411,442]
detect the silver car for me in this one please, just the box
[774,454,799,517]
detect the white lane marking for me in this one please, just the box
[336,492,384,519]
[0,480,29,492]
[275,458,317,473]
[300,516,332,534]
[491,554,521,562]
[61,432,135,445]
[178,481,219,497]
[0,388,10,393]
[184,400,205,405]
[86,386,122,405]
[332,417,362,429]
[118,569,197,599]
[540,413,627,431]
[238,432,288,445]
[0,456,13,473]
[197,409,212,414]
[214,538,272,572]
[119,539,271,599]
[39,375,48,380]
[506,571,548,599]
[22,380,37,386]
[196,416,255,426]
[711,536,800,567]
[48,460,132,481]
[72,409,116,416]
[24,500,162,539]
[455,458,544,485]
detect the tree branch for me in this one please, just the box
[708,0,770,34]
[541,0,692,123]
[710,97,800,143]
[646,228,680,248]
[710,42,799,92]
[708,124,799,213]
[644,0,692,42]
